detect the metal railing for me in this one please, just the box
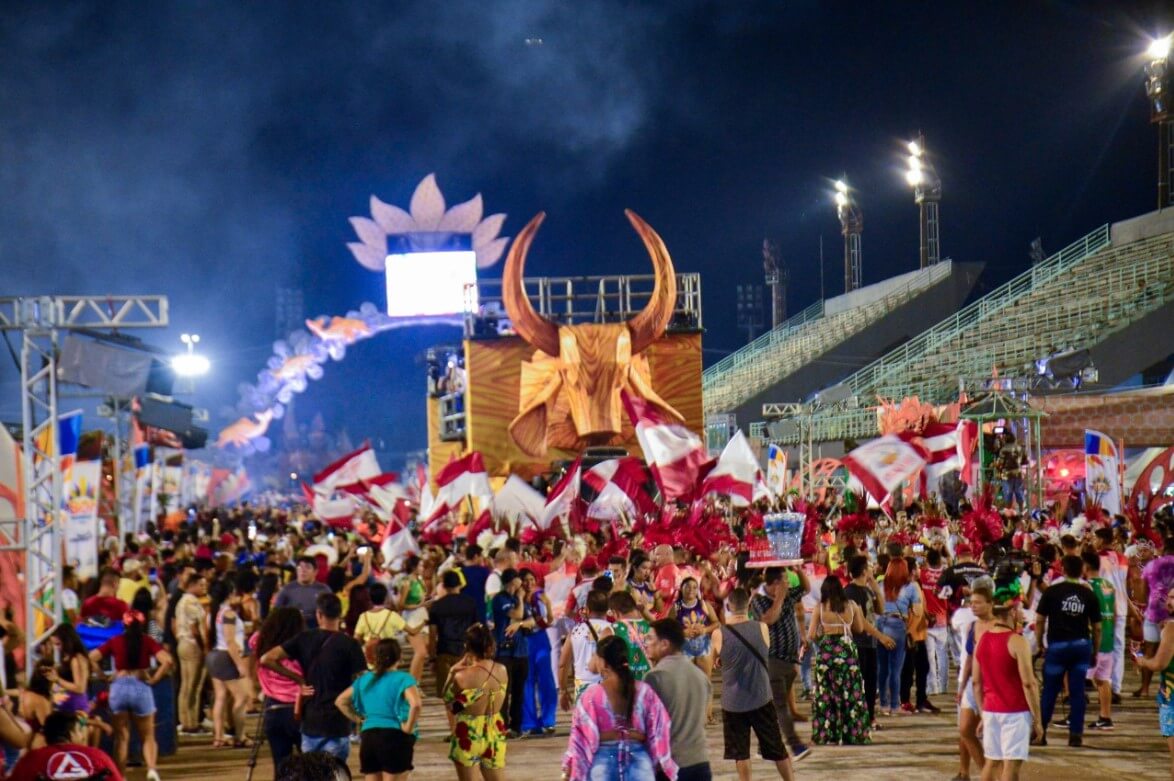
[702,262,955,414]
[466,273,702,334]
[703,299,825,380]
[840,224,1110,399]
[761,226,1173,445]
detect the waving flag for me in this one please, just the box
[380,518,421,566]
[622,391,711,503]
[492,474,546,531]
[842,433,930,505]
[313,443,381,493]
[584,457,655,521]
[539,457,581,532]
[1084,429,1121,514]
[920,420,979,495]
[700,431,761,506]
[423,451,492,525]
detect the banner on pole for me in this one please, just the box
[64,461,101,579]
[1084,429,1121,515]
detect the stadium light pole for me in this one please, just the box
[1146,34,1172,208]
[905,133,942,268]
[833,179,863,293]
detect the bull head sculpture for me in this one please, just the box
[504,210,686,457]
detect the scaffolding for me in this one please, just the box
[0,295,167,676]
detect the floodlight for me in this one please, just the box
[908,155,921,172]
[834,191,848,207]
[1148,34,1171,61]
[908,140,922,156]
[905,169,923,186]
[171,353,211,377]
[834,180,848,193]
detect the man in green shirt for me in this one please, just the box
[1083,550,1117,730]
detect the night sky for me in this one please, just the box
[1,1,1170,464]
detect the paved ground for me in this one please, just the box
[140,671,1171,781]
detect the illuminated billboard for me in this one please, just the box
[384,234,478,318]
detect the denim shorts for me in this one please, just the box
[683,634,711,659]
[109,676,156,717]
[589,741,654,781]
[301,733,351,763]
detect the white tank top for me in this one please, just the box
[215,605,245,652]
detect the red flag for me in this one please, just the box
[434,452,492,505]
[621,391,712,503]
[313,442,381,492]
[920,421,978,496]
[584,457,656,521]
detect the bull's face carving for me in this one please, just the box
[504,211,685,457]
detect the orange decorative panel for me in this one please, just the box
[427,332,703,481]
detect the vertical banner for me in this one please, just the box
[64,461,101,579]
[766,443,788,497]
[1084,429,1121,515]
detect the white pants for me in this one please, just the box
[1111,618,1126,695]
[950,607,976,666]
[548,623,566,689]
[926,625,950,695]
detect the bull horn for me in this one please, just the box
[503,212,560,357]
[624,209,677,353]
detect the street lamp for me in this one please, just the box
[833,179,863,292]
[1145,33,1172,208]
[171,333,210,377]
[904,132,942,268]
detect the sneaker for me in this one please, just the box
[1068,734,1083,747]
[790,744,811,763]
[1054,717,1070,728]
[916,702,941,714]
[146,771,161,781]
[1111,692,1122,705]
[900,702,916,714]
[543,727,556,736]
[1088,718,1114,731]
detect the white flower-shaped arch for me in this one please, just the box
[347,173,509,271]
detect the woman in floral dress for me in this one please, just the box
[806,576,873,744]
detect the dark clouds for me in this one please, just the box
[0,1,1169,456]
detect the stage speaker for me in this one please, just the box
[60,335,153,396]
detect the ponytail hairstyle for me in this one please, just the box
[465,623,496,660]
[596,634,636,724]
[365,638,402,692]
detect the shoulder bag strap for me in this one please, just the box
[725,624,770,672]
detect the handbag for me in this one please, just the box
[293,632,338,723]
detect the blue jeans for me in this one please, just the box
[875,615,907,710]
[301,733,351,763]
[522,627,558,732]
[590,741,654,780]
[1000,477,1026,508]
[1040,638,1091,736]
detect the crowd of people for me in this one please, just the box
[0,484,1170,781]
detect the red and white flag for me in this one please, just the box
[380,518,421,565]
[622,391,712,503]
[584,457,655,521]
[920,420,979,495]
[492,474,547,531]
[313,443,381,494]
[539,458,581,532]
[842,433,930,505]
[699,430,760,507]
[423,451,492,525]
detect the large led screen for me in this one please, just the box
[384,250,478,317]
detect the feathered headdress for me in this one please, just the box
[961,486,1003,553]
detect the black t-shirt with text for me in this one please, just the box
[281,628,367,737]
[429,593,481,656]
[940,562,988,612]
[1036,580,1100,644]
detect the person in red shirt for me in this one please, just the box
[7,710,124,781]
[80,570,129,624]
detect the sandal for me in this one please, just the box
[232,738,255,749]
[210,739,230,748]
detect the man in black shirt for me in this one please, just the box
[941,543,988,665]
[748,566,810,759]
[260,592,366,762]
[428,570,480,698]
[1034,554,1101,747]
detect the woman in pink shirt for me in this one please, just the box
[563,635,677,781]
[248,607,305,771]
